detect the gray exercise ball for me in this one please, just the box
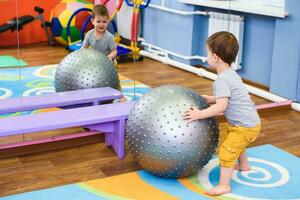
[126,85,219,178]
[54,48,120,92]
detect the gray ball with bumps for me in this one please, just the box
[126,85,219,178]
[54,48,120,92]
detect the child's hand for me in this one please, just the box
[183,106,203,123]
[83,44,89,49]
[107,55,113,61]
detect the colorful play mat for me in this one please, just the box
[0,55,28,68]
[2,144,300,199]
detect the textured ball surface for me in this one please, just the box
[126,85,219,178]
[54,48,120,92]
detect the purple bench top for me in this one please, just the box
[0,87,123,114]
[0,101,135,137]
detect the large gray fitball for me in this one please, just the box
[54,48,120,92]
[126,85,219,178]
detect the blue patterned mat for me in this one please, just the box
[2,145,300,199]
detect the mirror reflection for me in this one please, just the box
[1,0,300,199]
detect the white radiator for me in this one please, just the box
[208,12,244,70]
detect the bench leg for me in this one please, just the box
[105,132,113,146]
[104,119,126,159]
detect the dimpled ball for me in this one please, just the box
[126,85,219,178]
[54,48,120,92]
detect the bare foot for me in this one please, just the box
[205,185,231,196]
[234,164,251,171]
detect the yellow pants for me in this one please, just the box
[218,123,261,168]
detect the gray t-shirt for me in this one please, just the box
[81,29,117,55]
[213,68,260,127]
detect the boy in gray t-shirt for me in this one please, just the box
[183,31,261,196]
[82,5,117,61]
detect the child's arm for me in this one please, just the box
[107,35,117,61]
[183,97,228,123]
[81,31,91,49]
[107,48,117,61]
[202,95,216,104]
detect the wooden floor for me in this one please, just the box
[0,43,300,197]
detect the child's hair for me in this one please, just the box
[92,4,109,18]
[206,31,239,65]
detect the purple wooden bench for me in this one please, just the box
[0,87,123,114]
[0,101,135,159]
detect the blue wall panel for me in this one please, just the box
[143,7,193,55]
[270,0,300,100]
[191,12,208,66]
[238,14,275,86]
[141,0,300,100]
[142,0,199,64]
[297,63,300,102]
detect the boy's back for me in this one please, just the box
[214,67,260,127]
